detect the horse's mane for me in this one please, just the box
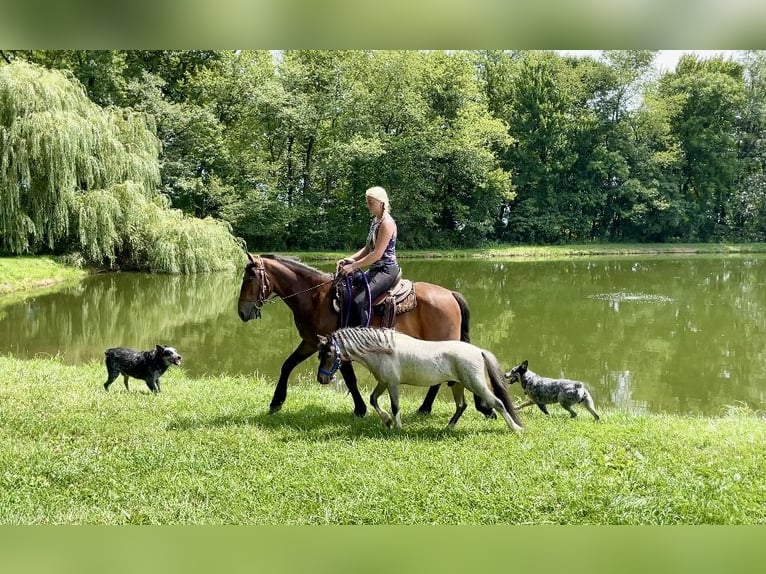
[335,327,396,356]
[261,254,333,280]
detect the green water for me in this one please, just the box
[1,255,764,415]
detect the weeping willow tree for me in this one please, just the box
[0,60,242,272]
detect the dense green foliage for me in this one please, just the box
[0,356,763,524]
[0,59,243,272]
[3,50,766,255]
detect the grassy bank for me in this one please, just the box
[3,244,766,297]
[289,242,766,263]
[0,356,763,525]
[0,256,86,297]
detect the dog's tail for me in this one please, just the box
[482,350,524,429]
[451,291,471,343]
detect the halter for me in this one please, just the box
[317,336,342,380]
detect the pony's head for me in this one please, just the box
[238,253,271,322]
[504,359,529,385]
[316,334,342,384]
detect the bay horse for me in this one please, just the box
[237,253,491,417]
[316,327,524,432]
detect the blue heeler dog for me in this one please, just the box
[104,345,182,393]
[504,360,600,421]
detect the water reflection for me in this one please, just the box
[1,255,765,416]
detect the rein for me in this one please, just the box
[244,279,335,306]
[240,253,334,307]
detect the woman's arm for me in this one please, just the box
[340,218,395,275]
[336,246,369,271]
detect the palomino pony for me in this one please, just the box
[238,253,489,417]
[317,327,524,432]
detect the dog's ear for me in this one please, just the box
[521,359,528,369]
[317,335,327,346]
[156,345,164,353]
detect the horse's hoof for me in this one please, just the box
[268,404,283,414]
[353,409,366,418]
[416,408,432,416]
[485,411,497,420]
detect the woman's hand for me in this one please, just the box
[340,263,354,276]
[336,258,354,274]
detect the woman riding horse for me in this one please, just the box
[336,186,399,328]
[238,253,493,418]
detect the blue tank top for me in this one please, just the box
[366,214,397,269]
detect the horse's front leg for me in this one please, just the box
[417,384,441,415]
[339,361,367,417]
[270,342,316,414]
[369,382,392,427]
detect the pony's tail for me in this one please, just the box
[482,350,524,429]
[451,291,471,343]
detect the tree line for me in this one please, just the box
[2,50,766,271]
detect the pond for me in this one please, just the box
[1,255,764,416]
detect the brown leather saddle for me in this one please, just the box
[333,269,417,328]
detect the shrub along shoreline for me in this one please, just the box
[0,356,763,525]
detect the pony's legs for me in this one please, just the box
[476,380,524,432]
[389,383,403,429]
[370,382,393,427]
[490,396,524,431]
[446,384,468,429]
[418,383,495,418]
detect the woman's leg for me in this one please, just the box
[355,266,398,326]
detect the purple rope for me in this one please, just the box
[343,275,353,328]
[362,272,371,327]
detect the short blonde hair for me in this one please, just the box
[365,186,389,211]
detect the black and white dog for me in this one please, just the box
[504,360,600,421]
[104,345,182,393]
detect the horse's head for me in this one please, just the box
[238,253,271,322]
[316,334,342,385]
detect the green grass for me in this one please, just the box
[1,356,763,524]
[0,256,86,297]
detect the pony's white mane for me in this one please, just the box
[334,327,396,359]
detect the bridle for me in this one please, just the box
[240,254,272,318]
[239,254,336,316]
[317,335,342,380]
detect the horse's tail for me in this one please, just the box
[451,291,471,343]
[482,350,524,429]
